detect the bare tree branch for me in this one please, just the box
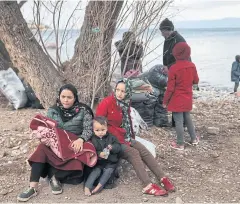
[18,0,27,8]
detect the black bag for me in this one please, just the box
[22,81,44,109]
[139,64,167,89]
[131,96,157,127]
[153,93,169,127]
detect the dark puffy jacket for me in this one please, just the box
[231,61,240,82]
[163,31,188,68]
[91,133,122,166]
[47,107,93,142]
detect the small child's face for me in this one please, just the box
[93,121,107,138]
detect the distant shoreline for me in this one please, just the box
[32,27,240,32]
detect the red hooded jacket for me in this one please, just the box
[163,42,199,112]
[95,94,135,145]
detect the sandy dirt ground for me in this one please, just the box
[0,97,240,203]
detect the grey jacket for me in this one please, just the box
[231,61,240,82]
[47,107,93,141]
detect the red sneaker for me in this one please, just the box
[142,183,168,196]
[161,177,175,192]
[170,141,184,150]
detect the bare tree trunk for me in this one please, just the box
[0,1,65,108]
[0,0,26,71]
[0,40,11,70]
[65,1,123,106]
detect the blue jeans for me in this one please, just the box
[85,167,114,190]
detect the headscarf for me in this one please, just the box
[51,84,93,122]
[115,78,133,142]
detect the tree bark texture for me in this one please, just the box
[0,40,11,71]
[65,1,123,106]
[0,40,11,105]
[0,1,65,108]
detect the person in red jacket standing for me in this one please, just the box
[96,78,175,196]
[163,42,199,150]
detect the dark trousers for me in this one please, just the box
[234,82,239,92]
[30,162,50,182]
[30,162,83,184]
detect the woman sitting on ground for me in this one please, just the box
[17,84,93,202]
[95,79,175,196]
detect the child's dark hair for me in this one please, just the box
[93,116,108,126]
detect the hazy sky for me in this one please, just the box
[173,0,240,21]
[21,0,240,28]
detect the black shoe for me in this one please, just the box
[104,183,117,189]
[154,122,171,127]
[17,187,37,202]
[49,175,63,195]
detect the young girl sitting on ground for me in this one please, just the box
[84,116,122,196]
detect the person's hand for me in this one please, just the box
[163,66,168,74]
[99,152,106,159]
[193,84,200,91]
[107,144,113,150]
[163,104,167,109]
[71,138,84,153]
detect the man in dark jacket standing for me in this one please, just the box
[160,18,187,70]
[159,18,189,127]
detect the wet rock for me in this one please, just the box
[10,150,22,157]
[12,146,20,150]
[13,126,24,132]
[210,151,220,158]
[8,189,13,193]
[4,138,12,148]
[176,197,184,204]
[0,150,6,158]
[0,189,9,195]
[20,143,29,154]
[228,124,236,129]
[207,127,220,135]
